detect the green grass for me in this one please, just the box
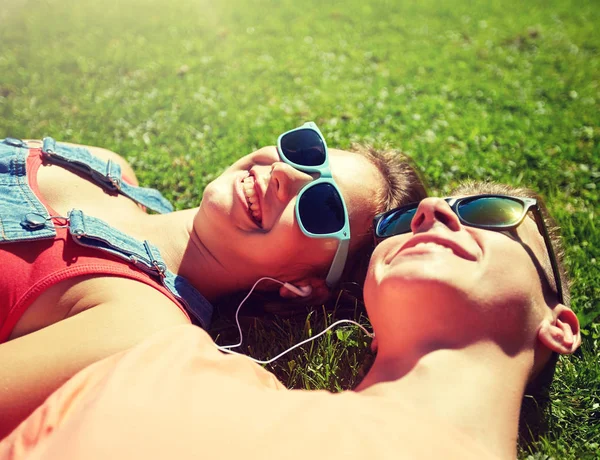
[1,0,598,457]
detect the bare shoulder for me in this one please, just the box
[66,277,192,333]
[11,276,190,340]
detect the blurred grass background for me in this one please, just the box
[1,0,598,457]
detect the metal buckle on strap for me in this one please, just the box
[42,137,57,156]
[143,240,166,278]
[152,260,166,277]
[3,137,27,148]
[106,159,122,191]
[21,212,69,230]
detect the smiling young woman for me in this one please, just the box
[0,124,426,436]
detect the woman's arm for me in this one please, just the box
[0,294,190,438]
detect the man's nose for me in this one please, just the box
[410,197,462,233]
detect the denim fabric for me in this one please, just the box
[41,137,174,214]
[0,137,212,328]
[68,210,212,328]
[0,138,57,241]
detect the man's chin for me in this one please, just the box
[370,277,470,310]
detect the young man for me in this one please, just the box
[0,183,580,460]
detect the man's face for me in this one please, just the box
[364,196,555,351]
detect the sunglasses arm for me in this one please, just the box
[532,210,565,304]
[325,238,350,288]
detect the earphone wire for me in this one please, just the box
[216,277,374,365]
[218,276,279,350]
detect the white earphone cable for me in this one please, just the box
[215,277,374,365]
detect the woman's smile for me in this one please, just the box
[242,174,263,225]
[234,172,263,229]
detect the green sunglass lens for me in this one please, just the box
[377,207,417,237]
[457,197,524,227]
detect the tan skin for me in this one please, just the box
[1,193,580,459]
[0,140,384,437]
[1,141,192,438]
[10,141,188,340]
[356,197,581,459]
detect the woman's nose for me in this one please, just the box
[410,197,462,233]
[251,162,314,203]
[269,162,315,202]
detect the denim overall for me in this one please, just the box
[0,137,213,328]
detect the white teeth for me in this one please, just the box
[242,175,262,224]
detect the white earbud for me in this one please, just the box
[282,283,312,297]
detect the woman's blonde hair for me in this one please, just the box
[341,144,428,287]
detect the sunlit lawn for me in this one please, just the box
[1,0,598,457]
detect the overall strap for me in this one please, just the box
[42,137,174,214]
[68,210,213,328]
[0,138,57,242]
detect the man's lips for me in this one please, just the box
[389,234,479,262]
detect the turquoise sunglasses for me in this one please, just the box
[276,122,350,288]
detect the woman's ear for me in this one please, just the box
[370,335,378,352]
[279,277,329,302]
[538,304,581,355]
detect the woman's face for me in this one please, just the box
[364,196,554,349]
[195,146,384,288]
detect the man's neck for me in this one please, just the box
[356,344,532,460]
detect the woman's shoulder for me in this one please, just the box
[9,275,190,341]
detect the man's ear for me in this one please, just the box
[278,277,329,302]
[538,304,581,355]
